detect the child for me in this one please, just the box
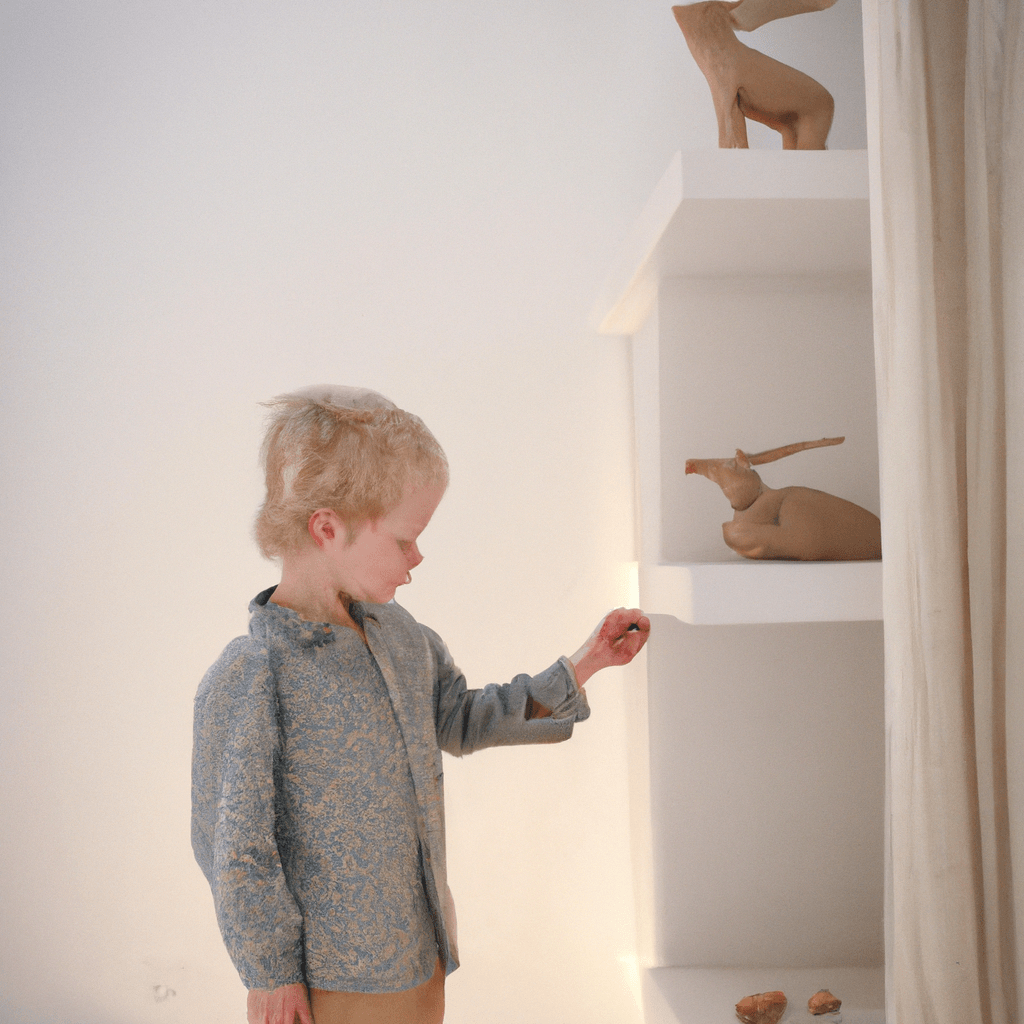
[191,386,650,1024]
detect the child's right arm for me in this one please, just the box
[191,641,307,994]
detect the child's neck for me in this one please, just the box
[271,556,363,636]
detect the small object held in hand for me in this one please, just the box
[736,990,787,1024]
[809,990,842,1015]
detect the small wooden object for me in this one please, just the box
[735,990,788,1024]
[809,989,842,1014]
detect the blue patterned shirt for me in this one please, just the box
[191,588,589,992]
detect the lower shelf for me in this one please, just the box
[639,561,883,624]
[643,967,885,1024]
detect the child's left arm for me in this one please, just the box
[428,608,650,756]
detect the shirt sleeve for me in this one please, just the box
[421,625,591,757]
[191,644,306,990]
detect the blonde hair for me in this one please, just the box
[254,385,448,558]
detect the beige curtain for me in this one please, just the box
[862,0,1024,1021]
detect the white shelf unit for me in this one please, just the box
[599,150,886,1024]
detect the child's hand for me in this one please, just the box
[569,608,651,688]
[247,983,313,1024]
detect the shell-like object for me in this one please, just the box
[735,990,787,1024]
[809,990,842,1014]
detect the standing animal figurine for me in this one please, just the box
[672,0,837,149]
[685,435,881,560]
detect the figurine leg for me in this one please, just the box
[793,92,834,149]
[725,488,882,560]
[722,489,788,558]
[715,89,750,148]
[723,518,792,559]
[736,48,834,149]
[673,3,751,148]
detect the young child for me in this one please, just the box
[191,386,650,1024]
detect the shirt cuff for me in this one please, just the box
[528,657,591,722]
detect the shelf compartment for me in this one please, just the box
[643,966,884,1024]
[640,560,882,624]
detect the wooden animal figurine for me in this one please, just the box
[671,0,836,149]
[685,435,882,560]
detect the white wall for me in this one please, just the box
[0,3,866,1022]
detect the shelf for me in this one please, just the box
[594,150,870,336]
[643,967,885,1024]
[640,560,882,624]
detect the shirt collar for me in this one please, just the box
[248,586,380,648]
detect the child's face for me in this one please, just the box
[331,481,445,605]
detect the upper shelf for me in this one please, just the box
[594,149,871,336]
[641,559,882,624]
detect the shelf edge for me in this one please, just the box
[594,150,870,337]
[639,561,883,624]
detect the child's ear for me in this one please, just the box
[308,509,339,548]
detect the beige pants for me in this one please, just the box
[309,958,445,1024]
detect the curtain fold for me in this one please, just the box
[863,0,1023,1021]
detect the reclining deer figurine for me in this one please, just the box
[685,436,881,560]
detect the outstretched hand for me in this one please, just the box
[569,607,651,689]
[247,983,313,1024]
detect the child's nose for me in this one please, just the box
[407,543,424,568]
